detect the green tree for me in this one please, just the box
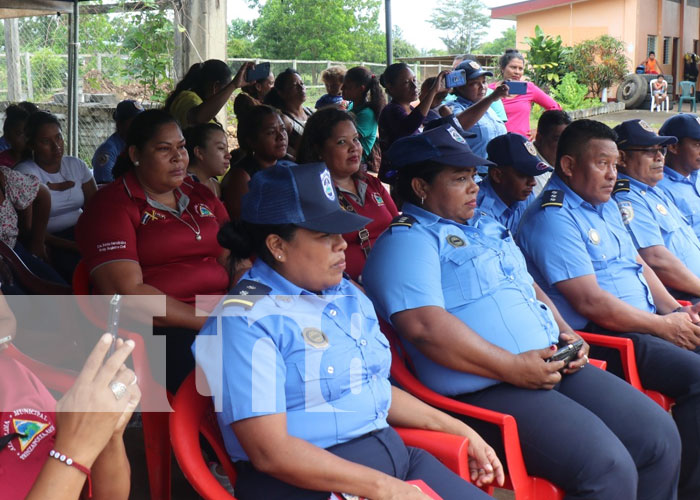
[477,26,515,55]
[227,18,258,58]
[566,35,628,97]
[122,5,174,101]
[428,0,490,54]
[250,0,385,62]
[391,27,420,59]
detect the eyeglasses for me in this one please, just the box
[624,147,667,157]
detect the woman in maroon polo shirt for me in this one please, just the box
[297,108,398,283]
[76,110,230,391]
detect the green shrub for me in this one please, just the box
[30,47,66,99]
[552,73,602,110]
[523,25,568,90]
[565,35,628,97]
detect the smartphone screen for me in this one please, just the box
[245,62,271,83]
[445,69,467,88]
[506,80,527,95]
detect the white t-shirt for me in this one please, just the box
[16,156,93,233]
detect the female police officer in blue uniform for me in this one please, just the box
[363,124,682,500]
[193,161,503,499]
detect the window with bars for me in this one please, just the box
[647,35,657,56]
[663,37,671,64]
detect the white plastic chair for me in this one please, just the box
[650,80,669,112]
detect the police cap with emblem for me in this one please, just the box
[487,132,553,177]
[113,99,144,121]
[241,161,370,233]
[455,59,493,81]
[613,119,677,149]
[385,124,494,180]
[658,113,700,141]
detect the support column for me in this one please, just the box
[4,18,22,102]
[177,0,227,124]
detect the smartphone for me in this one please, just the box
[548,339,584,365]
[445,69,467,88]
[245,62,270,83]
[506,80,527,95]
[106,294,122,358]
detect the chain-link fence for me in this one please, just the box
[1,4,493,168]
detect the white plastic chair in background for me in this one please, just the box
[650,80,669,112]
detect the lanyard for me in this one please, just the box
[337,190,372,257]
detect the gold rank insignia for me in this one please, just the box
[656,204,668,215]
[302,328,329,349]
[588,228,601,245]
[446,234,466,247]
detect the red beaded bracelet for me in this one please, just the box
[49,449,93,498]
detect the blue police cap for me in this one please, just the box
[241,161,370,233]
[659,113,700,141]
[455,59,493,81]
[423,113,477,138]
[486,133,552,177]
[385,124,494,179]
[613,119,677,148]
[113,99,143,121]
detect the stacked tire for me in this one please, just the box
[616,74,673,110]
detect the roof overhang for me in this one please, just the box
[0,1,76,19]
[491,0,590,20]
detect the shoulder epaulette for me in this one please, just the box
[389,214,417,228]
[223,279,272,310]
[613,178,630,194]
[541,190,564,208]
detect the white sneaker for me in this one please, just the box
[209,462,235,496]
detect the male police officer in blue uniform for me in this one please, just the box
[612,119,700,300]
[92,100,143,183]
[477,132,552,233]
[657,113,700,240]
[365,124,681,500]
[517,119,700,500]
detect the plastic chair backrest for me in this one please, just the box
[170,371,238,500]
[0,239,71,295]
[72,260,174,500]
[680,81,696,97]
[378,319,564,500]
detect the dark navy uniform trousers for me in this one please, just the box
[587,323,700,500]
[455,364,680,500]
[233,426,492,500]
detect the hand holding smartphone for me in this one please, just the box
[505,80,527,95]
[445,69,467,88]
[547,339,584,365]
[245,62,270,83]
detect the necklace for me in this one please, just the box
[173,206,202,241]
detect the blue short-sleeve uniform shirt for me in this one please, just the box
[657,166,700,241]
[477,177,535,234]
[194,259,392,462]
[613,173,700,279]
[517,173,655,330]
[92,133,125,183]
[363,203,558,396]
[448,95,507,171]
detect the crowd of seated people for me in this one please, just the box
[12,51,700,500]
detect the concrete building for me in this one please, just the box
[491,0,700,91]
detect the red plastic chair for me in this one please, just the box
[379,321,564,500]
[0,239,72,295]
[577,331,674,411]
[72,260,173,500]
[170,371,484,500]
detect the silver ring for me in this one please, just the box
[110,381,128,400]
[130,374,138,386]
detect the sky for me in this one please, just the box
[227,0,517,53]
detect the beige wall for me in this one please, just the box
[513,0,700,83]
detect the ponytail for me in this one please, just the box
[217,220,297,271]
[345,66,386,118]
[163,59,232,112]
